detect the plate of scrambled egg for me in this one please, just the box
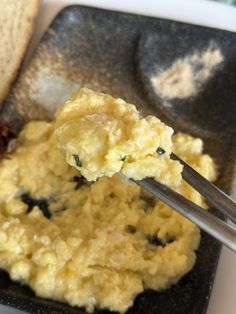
[0,4,236,314]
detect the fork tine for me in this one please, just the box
[171,153,236,224]
[134,178,236,252]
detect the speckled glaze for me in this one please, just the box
[0,5,236,314]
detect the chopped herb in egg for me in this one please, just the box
[73,154,82,167]
[147,234,164,247]
[156,146,165,155]
[125,224,137,234]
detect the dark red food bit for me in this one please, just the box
[0,119,16,156]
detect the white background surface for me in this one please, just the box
[1,0,236,313]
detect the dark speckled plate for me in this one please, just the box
[0,5,236,314]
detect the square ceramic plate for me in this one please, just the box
[0,5,236,314]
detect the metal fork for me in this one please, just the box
[134,153,236,253]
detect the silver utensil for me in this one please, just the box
[134,153,236,253]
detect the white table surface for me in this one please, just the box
[1,0,236,313]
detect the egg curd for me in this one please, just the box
[0,88,216,313]
[55,88,183,185]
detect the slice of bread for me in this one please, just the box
[0,0,40,105]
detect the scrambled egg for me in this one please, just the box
[55,88,183,186]
[0,89,217,313]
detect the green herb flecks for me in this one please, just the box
[125,225,137,234]
[120,156,126,161]
[73,154,82,167]
[73,176,90,189]
[147,234,176,247]
[21,193,51,219]
[147,234,163,247]
[156,146,165,155]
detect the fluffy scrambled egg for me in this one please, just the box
[55,88,183,185]
[0,89,217,313]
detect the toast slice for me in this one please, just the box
[0,0,40,105]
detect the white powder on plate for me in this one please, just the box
[151,47,223,100]
[30,67,80,113]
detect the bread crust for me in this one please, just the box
[0,0,41,105]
